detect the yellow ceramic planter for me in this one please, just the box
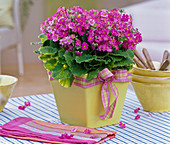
[131,81,170,112]
[132,61,170,77]
[0,75,18,112]
[50,80,129,128]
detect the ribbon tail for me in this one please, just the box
[99,82,110,120]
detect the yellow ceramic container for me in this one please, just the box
[131,81,170,112]
[0,75,18,112]
[132,74,170,84]
[50,80,129,128]
[132,61,170,77]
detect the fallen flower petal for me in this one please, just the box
[90,134,97,139]
[135,114,140,120]
[134,107,140,113]
[84,129,91,134]
[24,101,31,106]
[119,121,126,128]
[59,133,74,139]
[148,113,153,117]
[18,106,26,110]
[71,128,77,132]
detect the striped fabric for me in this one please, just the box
[0,90,170,144]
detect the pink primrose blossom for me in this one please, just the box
[65,37,72,45]
[59,31,68,37]
[122,40,129,49]
[90,134,97,139]
[70,34,75,39]
[88,35,94,43]
[58,17,66,24]
[68,22,75,29]
[103,35,109,41]
[18,105,26,110]
[52,35,59,42]
[128,42,136,50]
[24,101,31,107]
[89,19,95,26]
[75,39,81,47]
[111,29,119,36]
[135,114,140,120]
[47,27,52,33]
[75,51,82,56]
[119,121,126,129]
[100,9,108,17]
[59,39,65,45]
[84,129,91,134]
[134,36,142,44]
[109,38,116,45]
[81,42,89,50]
[121,14,129,22]
[69,45,73,51]
[107,46,113,52]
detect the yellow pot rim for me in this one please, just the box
[131,80,170,86]
[0,75,18,86]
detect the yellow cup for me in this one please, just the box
[131,81,170,112]
[0,75,18,112]
[132,61,170,77]
[132,74,170,84]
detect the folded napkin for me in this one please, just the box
[0,117,116,144]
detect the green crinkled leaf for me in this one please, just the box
[39,54,51,62]
[34,50,40,55]
[64,52,74,66]
[59,75,74,88]
[39,46,57,54]
[44,59,57,71]
[58,49,65,57]
[58,57,66,63]
[30,42,42,45]
[38,34,48,43]
[42,40,50,46]
[75,54,96,63]
[38,34,47,39]
[87,69,100,81]
[52,63,72,79]
[70,61,88,77]
[111,49,134,59]
[50,40,60,48]
[113,57,134,67]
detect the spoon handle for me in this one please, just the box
[142,48,155,70]
[159,59,170,71]
[134,50,148,69]
[133,55,147,69]
[160,50,169,66]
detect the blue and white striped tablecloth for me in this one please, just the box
[0,90,170,144]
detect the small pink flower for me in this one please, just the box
[75,39,81,47]
[24,101,31,106]
[148,113,153,117]
[81,42,89,50]
[119,121,126,129]
[89,19,95,26]
[135,114,140,120]
[84,129,91,134]
[18,106,26,110]
[75,51,82,56]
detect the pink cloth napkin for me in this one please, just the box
[0,117,116,144]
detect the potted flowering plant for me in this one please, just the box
[32,6,142,128]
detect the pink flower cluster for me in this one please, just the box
[40,6,142,55]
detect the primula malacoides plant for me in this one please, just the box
[31,6,142,87]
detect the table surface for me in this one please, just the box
[0,90,170,144]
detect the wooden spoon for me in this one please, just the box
[133,55,147,69]
[142,48,155,70]
[134,50,148,69]
[160,50,169,67]
[159,59,170,71]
